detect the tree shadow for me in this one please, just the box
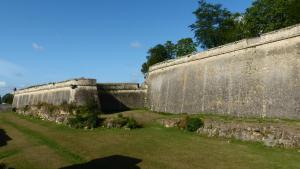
[0,129,12,147]
[60,155,142,169]
[0,163,15,169]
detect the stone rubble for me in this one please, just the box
[159,118,300,148]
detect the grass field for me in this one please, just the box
[0,110,299,169]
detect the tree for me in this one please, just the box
[141,44,171,75]
[243,0,300,37]
[164,41,176,59]
[141,38,199,74]
[2,93,14,104]
[0,95,2,104]
[176,38,197,57]
[190,0,300,49]
[190,0,242,49]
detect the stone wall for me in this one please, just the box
[97,83,147,112]
[12,78,99,109]
[147,24,300,119]
[12,79,147,113]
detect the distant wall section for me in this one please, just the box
[97,83,147,112]
[147,24,300,119]
[12,78,99,109]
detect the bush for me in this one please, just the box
[178,116,203,132]
[67,106,100,129]
[125,117,139,129]
[66,97,101,129]
[67,115,86,129]
[186,117,203,132]
[67,112,100,129]
[103,114,140,129]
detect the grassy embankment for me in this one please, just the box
[0,110,299,169]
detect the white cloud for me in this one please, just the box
[0,59,24,78]
[0,81,6,88]
[32,42,44,51]
[130,41,142,48]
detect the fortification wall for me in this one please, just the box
[97,83,146,112]
[147,24,300,119]
[12,78,99,108]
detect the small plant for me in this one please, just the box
[60,101,77,113]
[23,105,30,112]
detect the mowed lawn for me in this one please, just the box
[0,111,300,169]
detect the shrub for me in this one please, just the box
[67,112,100,129]
[103,114,140,129]
[23,105,30,112]
[125,117,139,129]
[186,117,203,132]
[67,115,86,129]
[103,116,127,128]
[60,101,77,112]
[178,116,203,132]
[67,104,100,129]
[65,96,101,129]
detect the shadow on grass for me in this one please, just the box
[60,155,142,169]
[0,163,15,169]
[0,129,12,147]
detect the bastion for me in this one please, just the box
[147,24,300,119]
[12,78,99,109]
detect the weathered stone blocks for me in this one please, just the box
[147,24,300,119]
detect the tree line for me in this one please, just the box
[141,0,300,75]
[0,93,14,104]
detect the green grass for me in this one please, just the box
[0,111,299,169]
[0,149,20,160]
[0,118,85,163]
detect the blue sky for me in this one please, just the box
[0,0,252,95]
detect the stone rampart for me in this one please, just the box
[147,24,300,119]
[12,78,99,109]
[97,83,147,112]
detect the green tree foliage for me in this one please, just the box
[0,95,2,104]
[243,0,300,37]
[141,44,171,75]
[141,38,198,74]
[2,93,14,104]
[190,0,242,49]
[191,0,300,49]
[176,38,197,57]
[164,41,176,59]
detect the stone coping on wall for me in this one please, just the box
[15,78,97,95]
[148,23,300,73]
[97,83,147,91]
